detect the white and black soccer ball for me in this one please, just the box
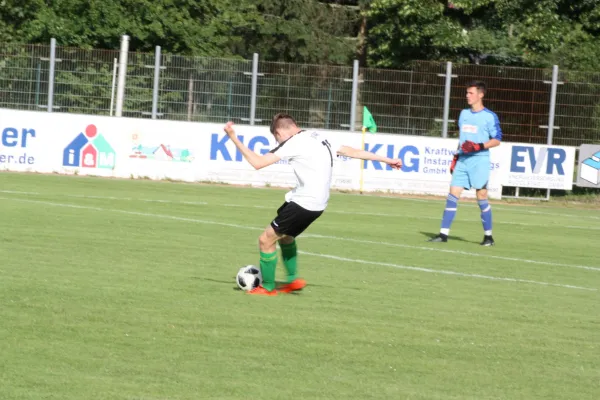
[236,265,262,291]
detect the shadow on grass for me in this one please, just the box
[419,231,480,245]
[194,278,355,293]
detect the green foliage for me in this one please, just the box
[365,0,600,69]
[0,0,44,43]
[1,0,358,64]
[3,0,600,70]
[17,0,259,56]
[2,0,600,145]
[246,0,358,64]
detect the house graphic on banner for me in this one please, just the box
[130,142,193,162]
[580,151,600,185]
[63,124,116,168]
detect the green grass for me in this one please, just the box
[1,172,599,400]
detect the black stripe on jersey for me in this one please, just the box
[269,130,305,153]
[322,140,333,166]
[269,138,289,154]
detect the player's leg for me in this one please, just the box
[475,189,494,246]
[472,161,494,246]
[252,225,284,295]
[277,235,306,293]
[428,161,467,242]
[275,202,322,293]
[279,235,298,283]
[250,201,292,294]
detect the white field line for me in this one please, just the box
[300,233,600,273]
[0,197,257,231]
[0,190,598,232]
[2,192,600,271]
[1,196,598,291]
[0,190,209,205]
[3,186,600,220]
[299,251,597,292]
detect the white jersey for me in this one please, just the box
[270,130,341,211]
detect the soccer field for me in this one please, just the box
[1,172,598,400]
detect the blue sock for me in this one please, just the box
[478,199,493,236]
[440,193,459,235]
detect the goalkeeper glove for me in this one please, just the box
[450,154,459,175]
[461,140,485,154]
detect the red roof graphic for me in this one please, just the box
[155,144,174,159]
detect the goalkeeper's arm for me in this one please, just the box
[461,138,501,154]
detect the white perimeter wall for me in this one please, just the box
[0,109,577,199]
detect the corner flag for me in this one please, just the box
[362,106,377,133]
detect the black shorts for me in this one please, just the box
[270,201,323,238]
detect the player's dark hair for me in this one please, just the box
[467,80,486,94]
[270,113,297,135]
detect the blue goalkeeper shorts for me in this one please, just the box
[451,155,490,190]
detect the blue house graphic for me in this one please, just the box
[63,133,88,167]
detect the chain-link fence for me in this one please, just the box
[556,69,600,146]
[147,54,253,123]
[450,64,554,144]
[54,46,120,115]
[256,61,353,130]
[1,41,599,147]
[360,62,447,136]
[0,44,50,111]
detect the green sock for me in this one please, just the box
[259,251,278,291]
[280,240,298,283]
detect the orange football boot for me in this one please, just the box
[278,278,307,294]
[247,286,278,296]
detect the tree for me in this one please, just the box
[16,0,263,57]
[364,0,600,69]
[1,0,359,64]
[242,0,358,64]
[366,0,466,67]
[0,0,45,43]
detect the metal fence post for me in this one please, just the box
[227,81,233,121]
[47,38,56,113]
[547,65,559,145]
[109,58,118,116]
[187,73,194,121]
[543,65,562,200]
[151,45,161,119]
[441,61,453,138]
[250,53,259,125]
[115,35,130,117]
[326,82,333,129]
[350,59,359,131]
[35,61,41,107]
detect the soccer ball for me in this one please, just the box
[236,265,262,291]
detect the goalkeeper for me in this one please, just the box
[428,81,502,246]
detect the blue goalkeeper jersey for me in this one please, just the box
[457,108,502,157]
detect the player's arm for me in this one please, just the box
[465,138,500,152]
[337,145,402,169]
[461,114,502,153]
[483,138,501,149]
[461,138,499,153]
[223,122,281,170]
[484,114,502,149]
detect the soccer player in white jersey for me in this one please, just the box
[224,113,402,295]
